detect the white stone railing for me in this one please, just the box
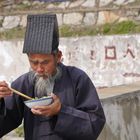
[98,82,140,140]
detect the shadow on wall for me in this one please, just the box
[98,91,140,140]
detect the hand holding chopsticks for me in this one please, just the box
[9,87,34,100]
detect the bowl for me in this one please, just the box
[24,96,53,108]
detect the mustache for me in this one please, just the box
[34,72,51,79]
[35,72,50,77]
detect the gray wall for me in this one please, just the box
[1,35,140,88]
[98,91,140,140]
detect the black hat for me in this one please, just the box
[23,14,59,54]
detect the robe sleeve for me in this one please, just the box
[0,73,34,138]
[54,72,106,140]
[0,98,5,116]
[0,85,24,137]
[0,98,5,135]
[0,96,23,138]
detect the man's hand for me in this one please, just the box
[0,81,12,99]
[31,93,61,117]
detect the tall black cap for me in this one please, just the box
[23,13,59,54]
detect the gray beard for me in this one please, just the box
[28,66,62,98]
[34,74,55,98]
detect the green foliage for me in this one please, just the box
[102,23,111,34]
[110,21,136,34]
[0,19,3,27]
[15,125,24,137]
[16,3,31,10]
[60,21,139,37]
[133,25,140,33]
[60,25,98,37]
[99,21,137,35]
[0,20,140,40]
[0,27,25,40]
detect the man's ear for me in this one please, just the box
[56,51,62,63]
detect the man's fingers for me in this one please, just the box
[32,105,50,111]
[0,81,8,87]
[0,86,10,92]
[0,91,12,95]
[31,108,51,116]
[31,94,61,117]
[31,108,42,115]
[0,87,12,95]
[0,81,12,98]
[51,93,58,100]
[0,93,13,98]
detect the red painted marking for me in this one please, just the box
[90,50,96,60]
[105,46,117,60]
[124,44,135,58]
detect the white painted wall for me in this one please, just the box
[0,40,29,84]
[0,35,140,87]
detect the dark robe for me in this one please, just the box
[0,63,105,140]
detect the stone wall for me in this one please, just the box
[0,0,140,31]
[98,87,140,140]
[1,35,140,88]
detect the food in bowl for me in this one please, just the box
[24,96,53,108]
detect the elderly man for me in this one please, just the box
[0,14,105,140]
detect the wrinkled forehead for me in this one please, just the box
[28,53,54,60]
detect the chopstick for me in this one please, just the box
[9,87,34,100]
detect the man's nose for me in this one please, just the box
[36,64,44,72]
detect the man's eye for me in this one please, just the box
[30,60,38,65]
[30,60,49,65]
[32,61,38,65]
[41,61,48,65]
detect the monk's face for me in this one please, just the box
[28,51,62,78]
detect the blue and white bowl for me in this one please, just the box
[24,96,53,108]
